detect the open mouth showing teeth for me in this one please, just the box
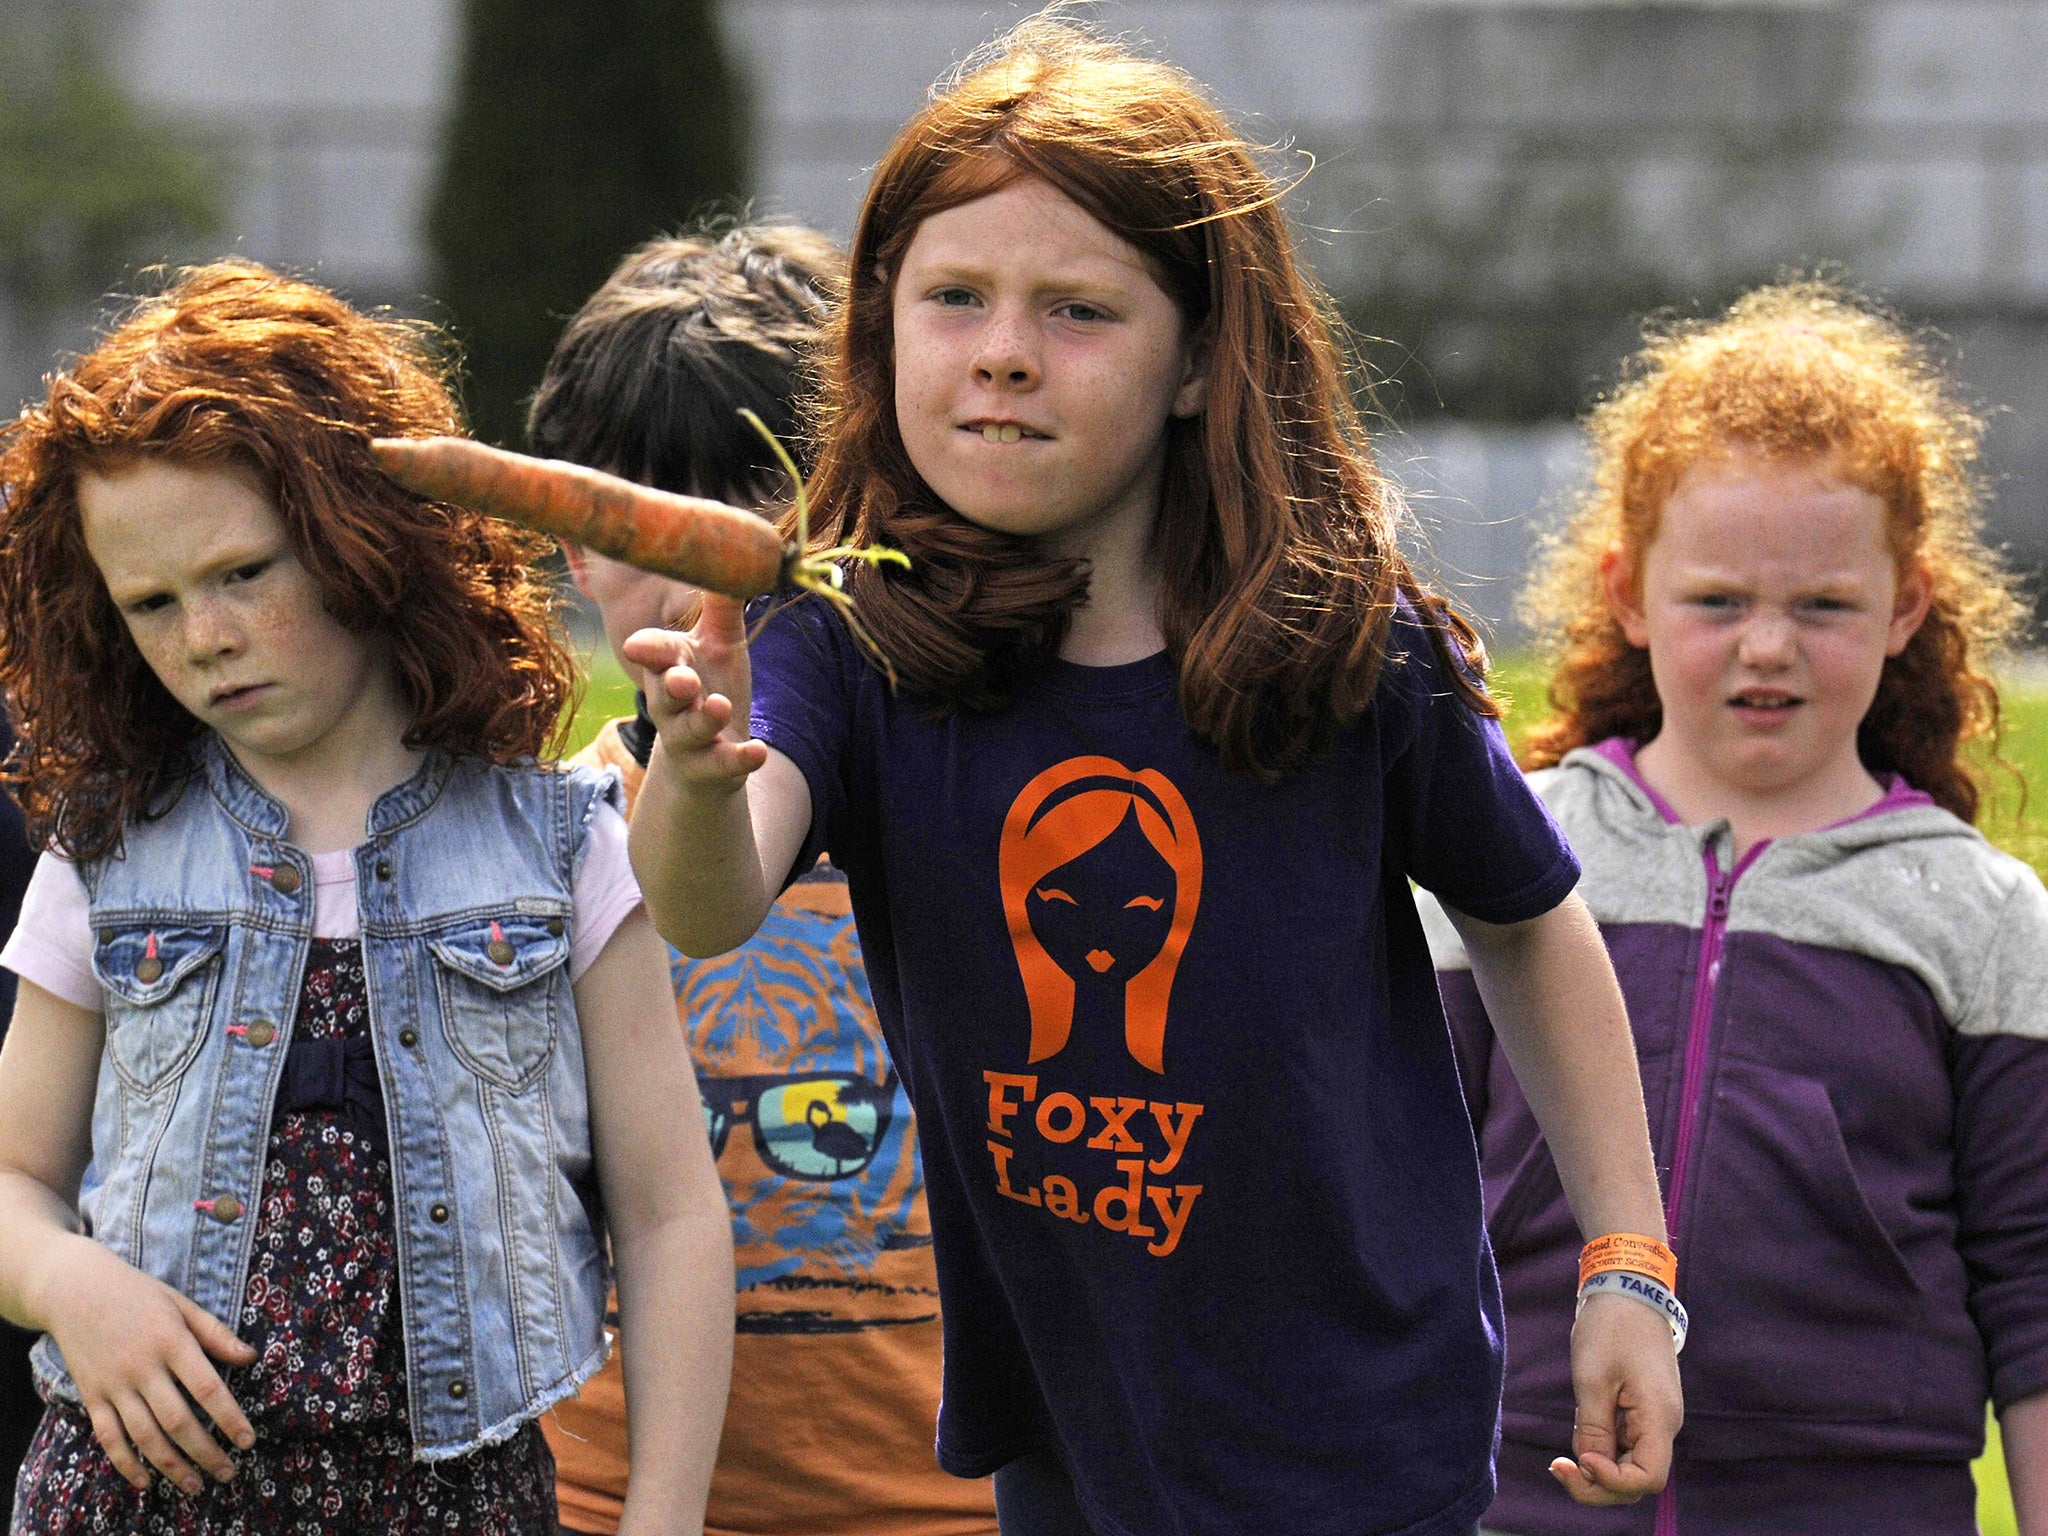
[1731,696,1799,710]
[973,424,1038,443]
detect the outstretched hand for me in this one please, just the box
[43,1235,257,1495]
[1551,1291,1683,1505]
[621,593,769,792]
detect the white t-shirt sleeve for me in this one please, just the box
[570,799,643,982]
[1,852,100,1011]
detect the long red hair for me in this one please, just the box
[1521,281,2025,822]
[800,15,1490,779]
[0,259,575,860]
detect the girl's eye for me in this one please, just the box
[127,593,173,616]
[1799,596,1852,615]
[933,287,979,309]
[1692,593,1742,612]
[1056,301,1109,323]
[226,560,272,583]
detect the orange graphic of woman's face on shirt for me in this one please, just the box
[998,756,1203,1073]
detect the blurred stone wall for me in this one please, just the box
[3,0,2043,634]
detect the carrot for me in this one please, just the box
[370,436,788,597]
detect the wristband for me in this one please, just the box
[1577,1269,1688,1354]
[1579,1232,1677,1292]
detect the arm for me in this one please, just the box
[1447,894,1681,1506]
[2003,1391,2048,1535]
[576,907,735,1536]
[623,593,812,957]
[0,979,255,1493]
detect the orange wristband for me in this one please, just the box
[1579,1233,1677,1293]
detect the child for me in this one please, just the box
[0,260,734,1535]
[530,226,997,1536]
[1430,282,2048,1535]
[625,20,1682,1536]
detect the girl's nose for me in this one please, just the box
[1736,612,1796,667]
[971,311,1039,389]
[184,600,244,662]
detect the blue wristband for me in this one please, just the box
[1577,1269,1688,1354]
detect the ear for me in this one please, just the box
[561,541,593,597]
[1599,544,1651,648]
[1886,557,1933,657]
[1170,321,1214,420]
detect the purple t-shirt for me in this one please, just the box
[749,597,1579,1536]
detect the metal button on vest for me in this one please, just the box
[546,917,564,938]
[398,1028,420,1049]
[447,1379,467,1400]
[374,858,393,881]
[244,1021,276,1048]
[486,939,515,966]
[430,1202,450,1224]
[135,956,163,984]
[269,865,301,895]
[98,928,114,944]
[209,1196,242,1223]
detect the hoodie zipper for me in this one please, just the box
[1652,835,1765,1536]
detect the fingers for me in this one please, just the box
[179,1295,257,1368]
[693,591,748,644]
[170,1309,255,1455]
[81,1306,253,1496]
[1559,1294,1682,1506]
[139,1374,235,1490]
[1551,1443,1666,1506]
[86,1398,152,1492]
[622,599,764,789]
[99,1388,207,1497]
[620,624,689,676]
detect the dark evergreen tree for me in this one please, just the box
[428,0,747,445]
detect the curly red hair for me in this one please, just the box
[1521,281,2026,822]
[800,16,1490,779]
[0,259,575,860]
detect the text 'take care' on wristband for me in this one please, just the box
[1576,1269,1689,1354]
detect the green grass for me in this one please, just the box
[554,649,2042,1528]
[562,638,639,758]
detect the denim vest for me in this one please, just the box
[33,736,621,1457]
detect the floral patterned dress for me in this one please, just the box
[11,939,557,1535]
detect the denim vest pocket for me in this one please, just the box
[428,915,569,1090]
[92,924,227,1095]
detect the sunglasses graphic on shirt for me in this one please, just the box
[698,1071,897,1182]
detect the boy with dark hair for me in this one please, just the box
[532,227,997,1536]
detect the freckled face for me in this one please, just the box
[890,176,1210,561]
[78,459,406,782]
[1611,450,1927,806]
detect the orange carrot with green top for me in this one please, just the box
[371,436,788,597]
[371,416,906,611]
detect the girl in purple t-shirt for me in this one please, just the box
[627,17,1680,1536]
[1433,282,2048,1535]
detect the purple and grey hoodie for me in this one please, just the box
[1426,740,2048,1536]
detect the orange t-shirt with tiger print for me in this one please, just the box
[548,720,996,1536]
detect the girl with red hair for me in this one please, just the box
[0,260,732,1534]
[630,18,1679,1535]
[1435,283,2048,1535]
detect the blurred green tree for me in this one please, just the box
[0,16,222,317]
[428,0,749,445]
